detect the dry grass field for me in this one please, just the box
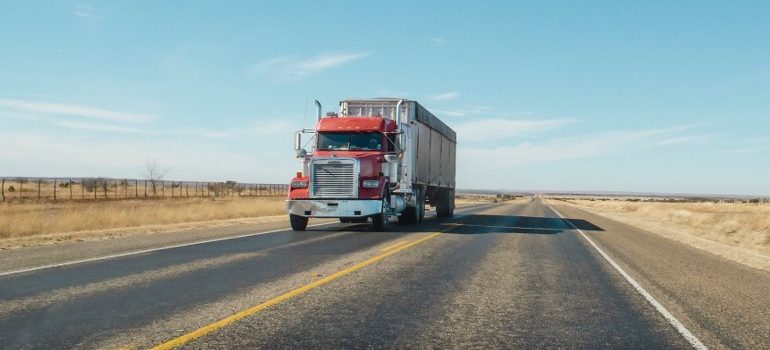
[455,193,522,204]
[0,178,286,201]
[559,199,770,267]
[0,196,287,240]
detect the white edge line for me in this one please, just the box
[0,222,333,278]
[546,203,708,350]
[0,202,497,278]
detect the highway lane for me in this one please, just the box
[0,203,485,349]
[1,200,768,349]
[183,201,689,349]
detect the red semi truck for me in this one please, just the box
[286,98,456,231]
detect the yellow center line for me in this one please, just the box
[149,231,444,350]
[379,240,411,252]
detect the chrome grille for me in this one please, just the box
[311,160,357,198]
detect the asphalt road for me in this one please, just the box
[1,200,768,349]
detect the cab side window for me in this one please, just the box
[386,134,398,153]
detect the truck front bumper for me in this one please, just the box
[286,199,383,218]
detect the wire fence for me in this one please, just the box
[0,177,288,202]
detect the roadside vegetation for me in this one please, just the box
[0,197,286,240]
[456,193,523,204]
[558,198,770,259]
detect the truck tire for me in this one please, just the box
[290,214,309,231]
[372,189,389,231]
[397,208,416,224]
[398,187,422,224]
[436,189,453,218]
[339,218,351,223]
[416,187,426,222]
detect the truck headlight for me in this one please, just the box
[291,180,308,189]
[362,179,380,188]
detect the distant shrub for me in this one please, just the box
[7,185,15,192]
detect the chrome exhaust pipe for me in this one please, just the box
[315,100,322,121]
[395,99,404,131]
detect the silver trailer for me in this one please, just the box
[340,98,457,221]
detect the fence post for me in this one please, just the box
[144,181,147,198]
[69,179,73,200]
[162,181,165,197]
[81,178,85,199]
[135,180,138,198]
[1,178,4,202]
[53,179,57,200]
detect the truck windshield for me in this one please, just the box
[317,132,383,151]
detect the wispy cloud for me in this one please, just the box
[654,133,716,146]
[176,120,295,139]
[52,120,148,134]
[456,118,574,142]
[460,123,705,168]
[0,98,155,123]
[434,106,489,117]
[717,146,770,155]
[429,91,460,101]
[431,37,447,45]
[0,110,150,135]
[72,3,103,20]
[249,52,372,79]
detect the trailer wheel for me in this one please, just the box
[290,214,308,231]
[436,189,453,218]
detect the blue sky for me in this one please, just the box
[1,1,769,195]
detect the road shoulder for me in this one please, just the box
[551,200,770,272]
[548,201,770,349]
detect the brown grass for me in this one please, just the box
[455,194,522,204]
[562,200,770,257]
[0,197,286,239]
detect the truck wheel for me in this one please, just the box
[290,214,308,231]
[416,187,426,222]
[398,187,421,224]
[397,209,416,224]
[372,190,389,231]
[436,189,451,218]
[339,218,351,223]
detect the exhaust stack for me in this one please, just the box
[395,99,405,131]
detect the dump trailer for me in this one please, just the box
[286,98,457,231]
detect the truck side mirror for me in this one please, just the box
[294,132,301,157]
[297,148,308,158]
